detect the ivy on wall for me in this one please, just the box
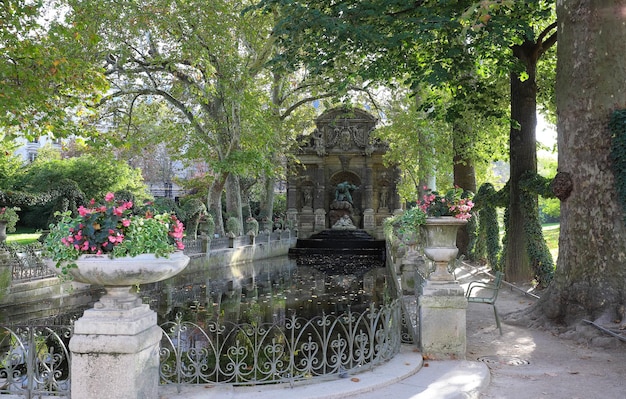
[609,109,626,223]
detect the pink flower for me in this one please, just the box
[122,219,131,227]
[105,192,115,202]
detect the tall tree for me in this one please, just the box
[506,21,557,282]
[532,0,626,327]
[65,0,278,233]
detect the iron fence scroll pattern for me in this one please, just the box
[0,325,72,397]
[159,299,402,387]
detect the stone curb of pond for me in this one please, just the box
[158,345,491,399]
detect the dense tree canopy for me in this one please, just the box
[0,0,107,139]
[14,153,147,201]
[258,0,557,282]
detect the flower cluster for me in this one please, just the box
[45,193,185,272]
[418,186,474,220]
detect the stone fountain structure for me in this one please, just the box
[287,107,402,239]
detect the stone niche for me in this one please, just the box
[287,107,401,238]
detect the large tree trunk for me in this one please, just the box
[536,0,626,325]
[261,174,276,222]
[506,41,539,283]
[208,175,227,236]
[225,173,244,235]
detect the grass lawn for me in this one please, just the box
[5,227,42,245]
[542,223,560,261]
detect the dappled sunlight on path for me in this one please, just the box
[458,263,626,399]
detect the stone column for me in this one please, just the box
[314,163,326,231]
[69,304,162,399]
[392,166,403,213]
[363,164,373,210]
[313,164,325,210]
[287,176,298,211]
[362,161,375,231]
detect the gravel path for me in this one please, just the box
[458,264,626,399]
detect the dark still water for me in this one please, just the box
[143,256,393,325]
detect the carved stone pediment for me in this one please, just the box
[299,107,385,155]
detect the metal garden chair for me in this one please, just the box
[466,271,504,335]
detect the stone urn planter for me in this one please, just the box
[422,216,467,282]
[47,252,189,399]
[49,251,190,309]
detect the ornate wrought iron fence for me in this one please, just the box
[0,325,72,398]
[159,299,402,388]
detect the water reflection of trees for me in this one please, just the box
[156,258,399,385]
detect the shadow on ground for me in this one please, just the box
[458,264,626,399]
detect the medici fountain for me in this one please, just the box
[0,107,415,397]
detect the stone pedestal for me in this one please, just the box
[287,208,298,229]
[363,208,375,230]
[69,305,162,399]
[314,208,326,231]
[418,281,467,360]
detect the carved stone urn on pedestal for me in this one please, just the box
[48,252,190,399]
[422,216,467,282]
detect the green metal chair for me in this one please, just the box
[466,271,504,335]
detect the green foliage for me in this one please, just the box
[0,1,108,139]
[225,216,241,236]
[520,188,554,287]
[15,154,148,202]
[382,214,402,240]
[473,183,501,269]
[397,206,426,236]
[180,198,207,239]
[539,197,560,222]
[0,141,23,190]
[272,193,287,220]
[474,177,555,285]
[151,198,180,214]
[199,213,215,238]
[245,217,259,236]
[0,207,20,232]
[609,109,626,223]
[542,225,560,262]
